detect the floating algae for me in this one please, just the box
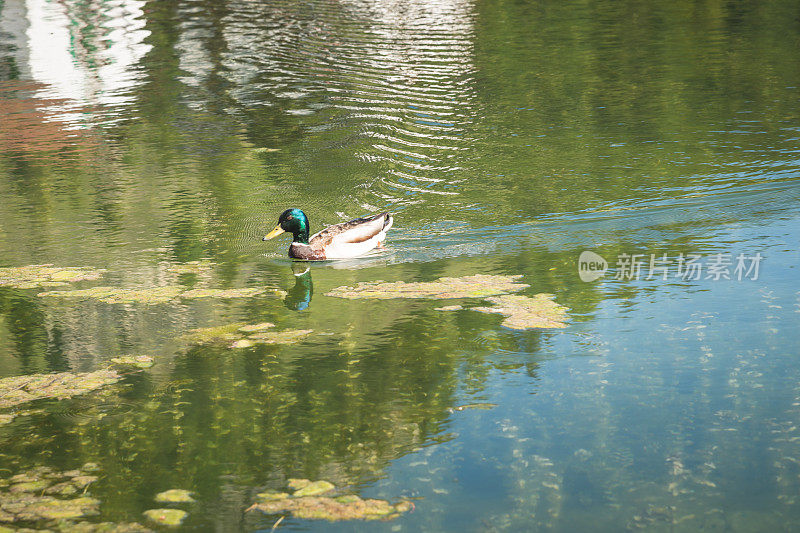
[287,479,312,491]
[436,294,568,330]
[142,509,187,527]
[250,480,412,522]
[109,356,154,370]
[154,490,195,503]
[0,370,120,410]
[182,323,247,344]
[471,294,568,329]
[237,323,275,333]
[256,491,289,502]
[292,481,334,498]
[7,495,100,520]
[325,274,529,300]
[246,329,314,345]
[39,286,183,305]
[39,285,279,305]
[58,521,153,532]
[180,287,267,299]
[0,265,105,289]
[184,323,313,349]
[0,467,106,525]
[435,305,463,311]
[9,481,49,493]
[70,476,98,490]
[46,481,79,497]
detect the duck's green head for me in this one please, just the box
[263,208,310,244]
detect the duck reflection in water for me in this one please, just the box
[285,261,313,311]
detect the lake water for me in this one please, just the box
[1,0,799,530]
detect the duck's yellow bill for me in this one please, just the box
[263,225,285,241]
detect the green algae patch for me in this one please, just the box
[237,323,275,333]
[38,281,282,305]
[38,286,184,305]
[183,323,247,345]
[143,509,187,527]
[109,356,154,370]
[0,484,101,522]
[185,323,313,349]
[58,521,153,532]
[19,497,101,520]
[434,304,464,311]
[45,481,79,497]
[70,477,98,490]
[253,494,410,521]
[250,480,411,522]
[256,491,289,502]
[468,294,568,329]
[0,370,120,410]
[0,414,14,426]
[0,467,102,521]
[180,287,266,299]
[325,274,528,300]
[287,479,311,491]
[292,481,334,498]
[154,490,195,504]
[9,481,49,493]
[0,265,105,289]
[246,329,313,346]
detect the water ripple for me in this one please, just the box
[219,0,477,206]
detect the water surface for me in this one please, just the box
[1,0,799,530]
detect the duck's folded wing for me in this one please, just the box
[312,213,393,258]
[313,213,392,246]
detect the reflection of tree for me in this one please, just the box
[0,289,69,374]
[0,276,555,522]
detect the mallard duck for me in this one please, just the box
[263,208,393,260]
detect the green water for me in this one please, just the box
[1,0,799,530]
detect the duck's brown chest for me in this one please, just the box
[289,243,326,261]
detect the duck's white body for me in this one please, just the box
[287,212,393,260]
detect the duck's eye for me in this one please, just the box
[286,215,293,220]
